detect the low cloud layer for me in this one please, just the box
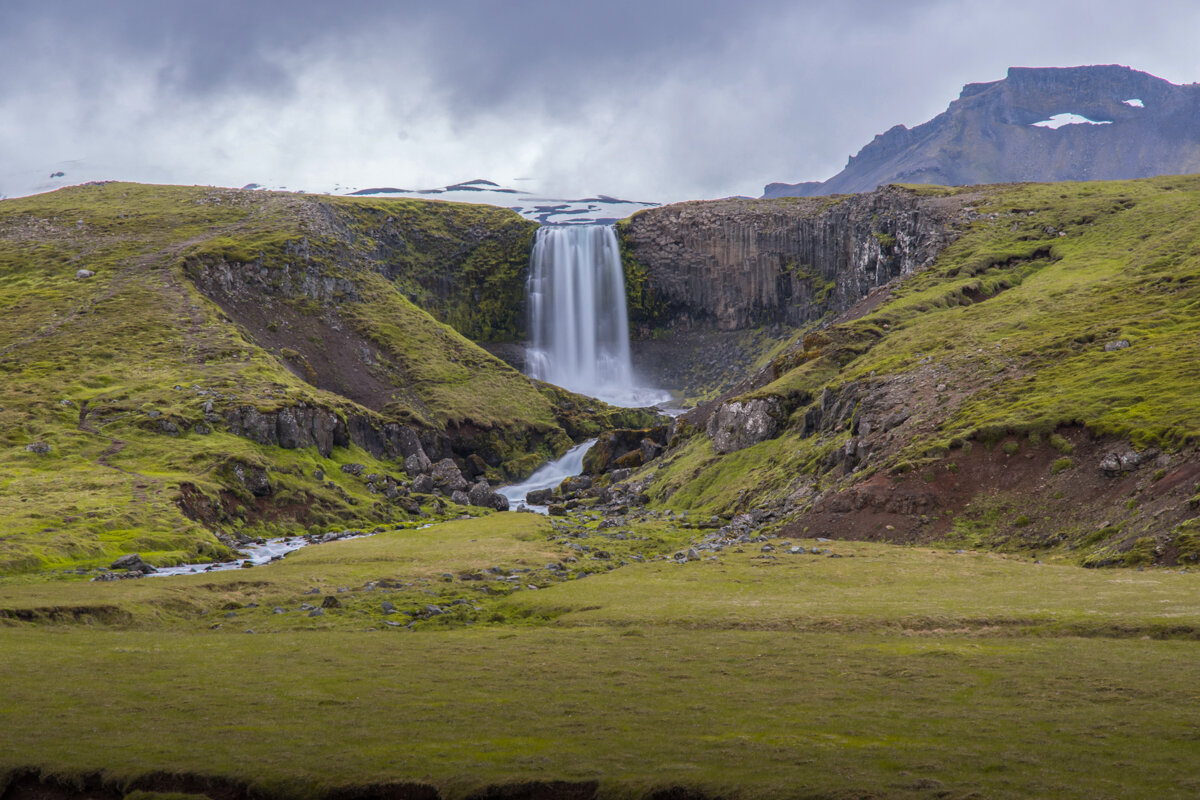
[2,0,1198,202]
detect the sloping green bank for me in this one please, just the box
[641,176,1200,563]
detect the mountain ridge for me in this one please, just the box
[765,65,1200,198]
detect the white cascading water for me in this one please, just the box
[525,224,669,407]
[496,439,595,512]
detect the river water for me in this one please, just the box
[497,439,595,513]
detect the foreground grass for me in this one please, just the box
[2,628,1197,799]
[2,515,1199,798]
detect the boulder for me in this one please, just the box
[583,426,670,474]
[468,480,509,511]
[526,488,555,505]
[231,462,272,496]
[706,396,783,454]
[559,475,593,495]
[411,474,434,494]
[110,554,156,574]
[450,489,471,506]
[404,452,432,475]
[431,459,469,492]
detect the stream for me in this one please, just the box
[150,442,599,576]
[497,438,595,513]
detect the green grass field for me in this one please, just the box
[3,514,1198,799]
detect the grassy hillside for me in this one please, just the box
[0,183,653,573]
[641,176,1200,565]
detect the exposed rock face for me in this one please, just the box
[621,186,962,332]
[764,66,1200,198]
[706,397,784,454]
[222,403,435,466]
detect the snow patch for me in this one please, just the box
[1030,113,1113,130]
[1123,98,1145,108]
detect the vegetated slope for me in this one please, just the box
[0,183,654,573]
[634,175,1200,566]
[765,65,1200,198]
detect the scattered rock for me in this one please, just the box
[1100,447,1158,476]
[75,269,95,279]
[340,463,364,476]
[320,595,341,609]
[1103,339,1131,352]
[24,442,51,454]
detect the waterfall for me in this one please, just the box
[525,225,668,407]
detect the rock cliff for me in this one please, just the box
[765,65,1200,198]
[620,185,965,332]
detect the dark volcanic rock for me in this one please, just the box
[765,65,1200,198]
[583,426,671,475]
[431,459,469,492]
[526,488,554,505]
[110,553,155,573]
[620,185,961,332]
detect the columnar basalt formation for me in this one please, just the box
[620,185,966,332]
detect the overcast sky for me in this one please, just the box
[1,0,1198,202]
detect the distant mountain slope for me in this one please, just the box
[764,65,1200,198]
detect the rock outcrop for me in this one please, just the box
[706,397,784,454]
[583,426,671,474]
[620,185,963,332]
[765,65,1200,198]
[223,403,439,467]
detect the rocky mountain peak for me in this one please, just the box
[765,65,1200,198]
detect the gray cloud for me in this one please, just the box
[1,0,1198,202]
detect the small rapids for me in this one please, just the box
[497,439,595,513]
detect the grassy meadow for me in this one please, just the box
[2,513,1198,799]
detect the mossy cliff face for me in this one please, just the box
[0,182,653,573]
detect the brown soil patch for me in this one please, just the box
[783,426,1199,562]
